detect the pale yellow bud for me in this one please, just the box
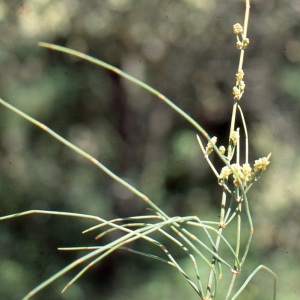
[243,38,250,47]
[254,154,271,174]
[219,166,232,180]
[239,81,245,91]
[236,41,243,50]
[233,23,243,35]
[230,131,239,146]
[219,145,226,155]
[235,70,244,83]
[206,136,217,155]
[231,163,244,186]
[242,163,253,182]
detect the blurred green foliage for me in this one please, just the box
[0,0,300,299]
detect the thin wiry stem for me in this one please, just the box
[0,97,169,221]
[17,214,199,299]
[0,0,277,297]
[204,1,256,299]
[0,208,237,299]
[231,265,277,300]
[0,89,237,299]
[225,273,238,300]
[238,105,249,164]
[0,38,249,299]
[196,134,220,178]
[36,42,249,192]
[59,221,201,296]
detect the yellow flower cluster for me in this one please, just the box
[233,23,243,35]
[232,23,249,100]
[232,86,241,100]
[233,23,250,50]
[230,131,239,146]
[235,70,244,83]
[219,145,226,155]
[205,136,217,155]
[219,154,271,187]
[254,156,271,173]
[205,138,226,156]
[232,69,246,101]
[236,38,250,50]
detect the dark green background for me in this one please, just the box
[0,0,299,299]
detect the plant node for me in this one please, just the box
[235,196,243,203]
[219,145,226,154]
[219,222,226,229]
[231,268,241,275]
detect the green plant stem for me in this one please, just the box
[36,42,248,194]
[0,97,169,220]
[225,274,237,300]
[232,265,277,300]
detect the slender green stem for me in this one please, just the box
[235,203,242,270]
[38,42,210,142]
[232,265,277,300]
[238,105,249,164]
[228,102,238,160]
[0,97,169,220]
[243,0,251,38]
[19,214,201,299]
[205,188,227,297]
[225,273,237,300]
[36,42,248,192]
[0,1,277,298]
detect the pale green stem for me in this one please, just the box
[238,105,249,164]
[231,265,277,300]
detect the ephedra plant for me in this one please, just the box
[0,1,277,299]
